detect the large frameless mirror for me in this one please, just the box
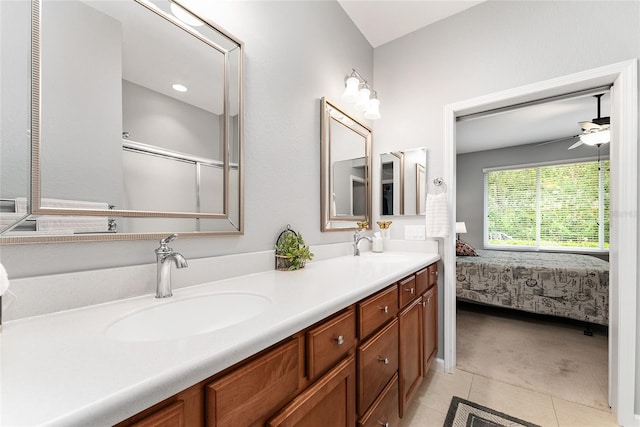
[320,98,372,231]
[380,148,427,216]
[0,0,243,244]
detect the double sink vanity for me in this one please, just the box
[1,250,439,426]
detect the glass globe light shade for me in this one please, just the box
[364,98,381,120]
[355,87,371,111]
[341,77,360,103]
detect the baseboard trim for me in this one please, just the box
[431,357,445,373]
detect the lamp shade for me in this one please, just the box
[355,87,371,111]
[341,76,359,103]
[455,222,467,234]
[580,129,610,146]
[364,98,381,120]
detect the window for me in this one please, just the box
[485,159,609,251]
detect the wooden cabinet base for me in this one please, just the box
[267,355,356,427]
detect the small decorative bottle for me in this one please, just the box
[376,221,392,240]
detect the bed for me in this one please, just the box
[456,249,609,326]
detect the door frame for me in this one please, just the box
[442,60,637,426]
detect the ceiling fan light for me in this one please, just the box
[580,129,610,146]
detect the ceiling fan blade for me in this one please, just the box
[579,121,602,132]
[568,140,584,150]
[536,135,579,146]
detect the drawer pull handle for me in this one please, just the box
[377,356,389,365]
[379,305,389,313]
[405,287,415,294]
[334,335,345,345]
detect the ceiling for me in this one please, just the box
[337,1,611,154]
[456,91,611,154]
[337,1,485,48]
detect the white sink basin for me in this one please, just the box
[106,292,271,342]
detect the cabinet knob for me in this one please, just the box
[379,305,389,313]
[378,422,390,427]
[427,297,432,303]
[405,287,415,294]
[334,335,345,345]
[377,356,389,365]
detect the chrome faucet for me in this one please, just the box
[353,229,372,256]
[155,234,188,298]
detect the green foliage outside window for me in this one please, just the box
[486,160,609,250]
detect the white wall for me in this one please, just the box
[373,0,639,412]
[0,1,373,277]
[122,80,222,160]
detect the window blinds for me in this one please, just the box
[485,160,609,250]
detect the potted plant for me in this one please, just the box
[275,231,314,271]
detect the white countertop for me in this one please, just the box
[1,251,438,426]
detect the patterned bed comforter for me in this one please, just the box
[456,250,609,325]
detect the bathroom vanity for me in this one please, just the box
[1,251,439,426]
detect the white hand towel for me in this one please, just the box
[0,263,10,296]
[425,193,449,238]
[36,216,109,233]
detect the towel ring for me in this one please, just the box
[432,177,447,193]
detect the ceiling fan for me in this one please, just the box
[538,94,611,150]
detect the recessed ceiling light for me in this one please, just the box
[172,83,188,93]
[170,2,204,27]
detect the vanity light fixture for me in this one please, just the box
[170,2,204,27]
[341,68,381,120]
[172,83,188,93]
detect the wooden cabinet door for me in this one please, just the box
[130,401,185,427]
[206,336,304,427]
[422,285,438,373]
[116,384,204,427]
[267,355,356,427]
[398,297,423,418]
[357,318,398,416]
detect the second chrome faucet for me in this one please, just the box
[155,234,188,298]
[353,229,372,256]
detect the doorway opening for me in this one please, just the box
[442,60,637,426]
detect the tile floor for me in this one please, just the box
[399,368,619,427]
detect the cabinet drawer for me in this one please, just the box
[307,307,356,381]
[357,374,399,427]
[427,263,438,289]
[357,318,399,416]
[398,275,417,308]
[205,336,303,427]
[415,267,428,295]
[358,285,398,339]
